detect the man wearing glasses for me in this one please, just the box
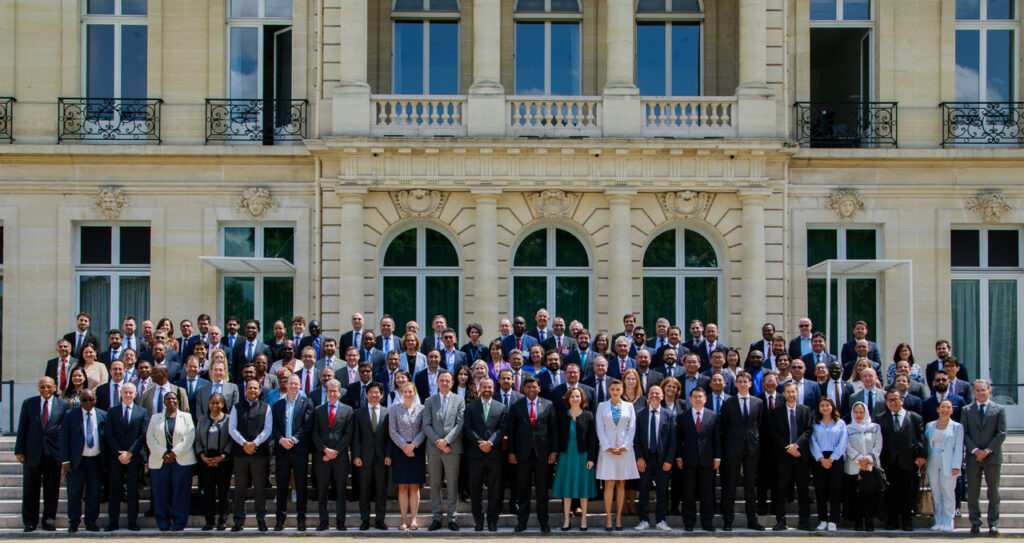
[788,317,814,360]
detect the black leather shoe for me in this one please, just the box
[902,524,913,532]
[86,524,101,532]
[336,524,347,531]
[41,521,56,532]
[231,524,243,532]
[748,520,764,531]
[159,528,169,532]
[475,524,485,532]
[429,520,442,531]
[257,521,268,532]
[360,521,370,531]
[684,526,694,532]
[317,523,329,532]
[274,521,285,531]
[105,524,119,532]
[864,520,874,532]
[540,524,551,533]
[297,520,306,532]
[514,524,527,533]
[171,527,183,532]
[702,525,715,532]
[449,520,460,531]
[128,523,140,532]
[798,522,813,531]
[23,527,35,533]
[68,526,79,534]
[723,523,733,531]
[886,521,898,530]
[991,527,1000,535]
[971,525,981,534]
[375,521,387,530]
[216,522,226,531]
[201,522,213,531]
[772,522,787,531]
[488,524,498,532]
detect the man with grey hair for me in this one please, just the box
[508,349,527,393]
[610,335,637,379]
[963,379,1006,534]
[312,379,354,531]
[106,382,148,531]
[422,371,465,531]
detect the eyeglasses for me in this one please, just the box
[799,324,810,328]
[934,378,948,383]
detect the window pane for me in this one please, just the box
[121,26,147,97]
[670,24,700,96]
[845,229,877,259]
[643,229,676,267]
[383,276,417,333]
[951,279,981,379]
[670,0,701,11]
[956,30,981,101]
[231,0,259,17]
[516,0,545,11]
[515,23,545,94]
[80,275,112,342]
[643,277,676,330]
[986,29,1013,102]
[429,21,460,95]
[426,276,460,334]
[987,0,1013,19]
[637,0,666,11]
[988,280,1018,403]
[988,230,1019,267]
[514,229,547,267]
[513,276,546,320]
[230,27,260,98]
[266,0,293,17]
[87,25,115,98]
[807,229,838,266]
[846,278,877,343]
[264,227,295,263]
[119,226,151,265]
[684,277,717,331]
[81,226,113,265]
[807,278,839,354]
[555,276,589,327]
[224,277,255,323]
[122,0,148,15]
[384,229,417,267]
[810,0,837,20]
[951,229,981,267]
[555,228,588,267]
[425,228,459,267]
[684,229,717,267]
[637,24,667,96]
[119,276,149,325]
[394,21,425,94]
[262,277,294,342]
[225,227,256,258]
[843,0,870,20]
[957,0,981,19]
[550,23,580,95]
[430,0,460,10]
[550,0,580,11]
[395,0,425,9]
[87,0,115,14]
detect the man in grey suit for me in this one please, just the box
[421,370,465,531]
[963,380,1007,535]
[463,378,507,532]
[193,359,239,419]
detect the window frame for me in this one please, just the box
[510,225,593,325]
[218,222,297,331]
[81,3,148,99]
[226,1,294,100]
[955,2,1019,102]
[641,225,722,328]
[951,226,1023,271]
[391,0,462,96]
[378,224,464,332]
[635,21,704,96]
[513,0,583,96]
[809,0,873,23]
[74,222,151,336]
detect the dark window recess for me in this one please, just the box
[264,227,295,264]
[80,226,113,264]
[807,229,838,267]
[951,229,981,267]
[845,229,877,259]
[0,226,4,264]
[988,230,1019,267]
[119,226,151,264]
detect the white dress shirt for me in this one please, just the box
[81,408,101,457]
[228,401,274,446]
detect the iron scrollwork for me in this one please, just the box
[0,97,13,143]
[205,99,308,143]
[57,97,162,143]
[794,102,898,148]
[941,102,1024,146]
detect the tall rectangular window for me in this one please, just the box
[636,23,700,96]
[221,224,295,341]
[393,20,460,94]
[76,225,150,339]
[84,0,148,99]
[806,227,878,353]
[956,0,1016,101]
[227,0,293,100]
[514,0,582,95]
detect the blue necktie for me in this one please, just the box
[85,411,95,448]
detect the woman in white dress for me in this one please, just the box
[595,379,639,530]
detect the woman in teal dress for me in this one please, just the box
[553,387,598,531]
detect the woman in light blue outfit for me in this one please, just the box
[595,379,639,531]
[925,398,964,532]
[810,396,847,532]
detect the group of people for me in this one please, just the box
[14,310,1007,534]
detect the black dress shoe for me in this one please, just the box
[970,525,981,534]
[515,524,527,532]
[429,520,443,531]
[257,521,268,532]
[231,524,243,532]
[449,520,460,531]
[128,523,140,531]
[475,524,484,532]
[864,520,874,532]
[902,524,913,532]
[23,527,35,533]
[886,521,898,530]
[684,525,694,532]
[360,520,370,531]
[336,524,347,531]
[41,521,56,532]
[297,520,306,532]
[772,521,787,531]
[853,521,863,531]
[540,524,551,533]
[798,522,813,531]
[68,526,79,534]
[86,524,101,532]
[274,521,285,531]
[702,525,715,532]
[748,520,764,531]
[105,525,119,532]
[488,524,498,532]
[606,526,614,532]
[723,523,733,531]
[991,527,1000,535]
[201,522,213,531]
[317,523,329,532]
[159,527,169,532]
[216,522,226,531]
[171,527,183,532]
[375,521,387,530]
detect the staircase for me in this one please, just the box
[0,434,1020,533]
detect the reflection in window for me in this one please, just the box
[642,228,720,331]
[805,227,878,353]
[393,0,461,94]
[514,0,581,95]
[955,0,1016,101]
[221,224,296,341]
[810,0,870,21]
[381,226,462,334]
[512,226,590,325]
[635,0,701,96]
[84,1,148,100]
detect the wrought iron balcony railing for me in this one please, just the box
[0,97,13,143]
[794,101,897,148]
[941,102,1024,146]
[57,98,162,143]
[205,99,309,143]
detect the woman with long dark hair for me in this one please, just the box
[810,396,847,532]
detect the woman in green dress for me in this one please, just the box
[553,387,598,531]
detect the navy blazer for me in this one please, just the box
[59,407,108,469]
[839,339,881,367]
[818,380,855,418]
[694,340,730,373]
[271,394,314,455]
[922,392,966,423]
[653,343,690,368]
[175,377,211,414]
[634,405,677,464]
[800,351,837,370]
[565,349,596,381]
[63,330,101,360]
[501,334,539,359]
[105,403,149,459]
[551,383,597,414]
[788,379,822,411]
[15,396,69,466]
[607,356,637,380]
[676,407,721,467]
[900,392,924,416]
[229,340,272,381]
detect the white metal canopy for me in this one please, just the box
[198,256,296,274]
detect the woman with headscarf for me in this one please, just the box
[844,401,883,531]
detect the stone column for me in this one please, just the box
[332,0,372,135]
[606,190,634,331]
[336,186,368,321]
[602,0,642,137]
[738,189,771,345]
[472,189,501,328]
[735,0,776,137]
[467,0,506,136]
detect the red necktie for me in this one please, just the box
[41,399,49,428]
[305,372,312,394]
[621,359,626,375]
[557,338,562,351]
[696,410,702,433]
[769,394,774,410]
[328,404,336,426]
[517,338,522,350]
[59,361,68,392]
[530,401,536,426]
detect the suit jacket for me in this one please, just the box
[352,403,391,464]
[907,380,930,401]
[63,330,100,359]
[553,408,598,463]
[293,365,319,395]
[375,335,402,356]
[140,384,191,415]
[220,334,241,352]
[922,392,966,423]
[527,327,555,343]
[338,330,364,352]
[414,370,439,403]
[59,408,108,469]
[501,334,539,359]
[175,376,211,415]
[848,387,887,421]
[653,343,690,368]
[788,335,812,361]
[963,401,1007,463]
[634,405,676,464]
[96,381,125,411]
[420,334,445,356]
[311,401,356,456]
[652,363,685,380]
[540,335,578,359]
[800,351,837,370]
[749,339,773,361]
[694,340,730,372]
[463,398,507,461]
[677,407,721,467]
[308,386,331,408]
[507,395,559,459]
[757,391,780,450]
[271,394,314,454]
[299,334,334,357]
[100,348,127,368]
[436,349,468,373]
[818,379,855,417]
[925,358,969,388]
[877,408,925,469]
[770,403,813,459]
[422,392,466,455]
[925,420,965,476]
[193,381,240,419]
[839,339,881,367]
[345,380,374,409]
[682,337,702,353]
[789,379,821,411]
[121,334,145,353]
[901,392,923,416]
[494,389,523,411]
[537,370,565,401]
[551,383,597,414]
[720,394,763,458]
[607,357,637,379]
[701,369,737,396]
[229,340,272,381]
[44,357,75,390]
[145,412,197,469]
[15,396,69,465]
[949,379,973,403]
[105,403,149,460]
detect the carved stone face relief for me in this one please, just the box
[826,189,865,221]
[96,186,127,219]
[237,187,276,219]
[656,190,713,220]
[966,192,1012,224]
[391,189,449,218]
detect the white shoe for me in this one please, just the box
[815,521,827,531]
[634,521,649,531]
[656,521,672,532]
[930,524,940,531]
[827,522,837,532]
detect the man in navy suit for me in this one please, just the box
[800,332,837,369]
[550,363,597,414]
[654,326,690,368]
[96,360,131,411]
[893,374,924,416]
[629,326,656,360]
[526,308,555,343]
[272,374,314,531]
[502,316,538,359]
[537,350,565,401]
[105,383,148,531]
[788,359,821,410]
[749,323,776,367]
[100,329,125,368]
[230,320,272,383]
[788,317,814,361]
[420,315,448,356]
[175,356,210,421]
[64,312,100,360]
[609,336,637,379]
[675,387,721,532]
[565,329,594,381]
[719,372,764,531]
[922,370,966,423]
[60,389,108,532]
[119,316,145,354]
[507,376,559,533]
[926,340,969,387]
[694,323,728,373]
[839,320,881,368]
[819,361,854,419]
[635,385,676,531]
[15,377,69,532]
[944,356,974,403]
[436,327,468,373]
[220,316,242,352]
[415,351,444,402]
[682,320,704,353]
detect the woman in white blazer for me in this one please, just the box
[595,379,639,530]
[925,398,964,532]
[845,401,883,531]
[146,391,196,531]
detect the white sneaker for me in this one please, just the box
[827,522,837,532]
[634,521,650,531]
[815,521,828,531]
[656,521,672,532]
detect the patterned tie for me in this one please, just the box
[246,342,254,361]
[85,411,95,448]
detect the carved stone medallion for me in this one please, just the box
[237,187,276,219]
[391,189,449,218]
[95,186,127,219]
[657,190,713,220]
[966,192,1012,224]
[826,189,865,220]
[531,189,577,218]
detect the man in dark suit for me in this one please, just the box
[300,320,332,360]
[220,316,241,352]
[507,376,558,533]
[877,387,926,531]
[537,350,566,401]
[679,353,711,399]
[60,389,107,532]
[104,382,148,531]
[654,326,689,368]
[634,385,676,532]
[839,320,881,368]
[311,379,355,531]
[749,323,776,367]
[923,370,967,423]
[495,369,523,515]
[719,371,764,531]
[437,327,468,373]
[963,380,1007,534]
[194,359,240,418]
[527,308,554,343]
[848,367,885,420]
[374,350,402,398]
[15,377,69,532]
[611,313,636,344]
[352,382,389,530]
[675,387,720,532]
[891,374,924,416]
[502,316,539,359]
[229,380,274,532]
[415,351,444,402]
[629,326,656,360]
[540,317,577,359]
[100,329,125,368]
[771,380,813,531]
[420,314,448,355]
[64,312,100,360]
[346,363,375,409]
[682,320,704,353]
[819,361,854,419]
[45,339,75,394]
[463,377,507,531]
[272,374,314,531]
[942,356,973,403]
[756,371,780,516]
[609,336,637,379]
[175,356,210,421]
[120,316,145,354]
[375,315,402,356]
[800,331,836,368]
[646,318,671,351]
[787,359,821,410]
[143,339,182,383]
[230,320,272,383]
[175,319,195,358]
[926,340,969,387]
[550,362,596,414]
[96,360,129,411]
[694,323,727,373]
[788,317,814,360]
[356,330,385,372]
[308,366,336,408]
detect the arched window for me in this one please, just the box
[514,0,582,95]
[511,226,591,325]
[636,0,702,96]
[393,0,460,94]
[642,227,720,330]
[381,226,461,333]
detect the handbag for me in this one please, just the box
[915,472,935,516]
[857,466,888,495]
